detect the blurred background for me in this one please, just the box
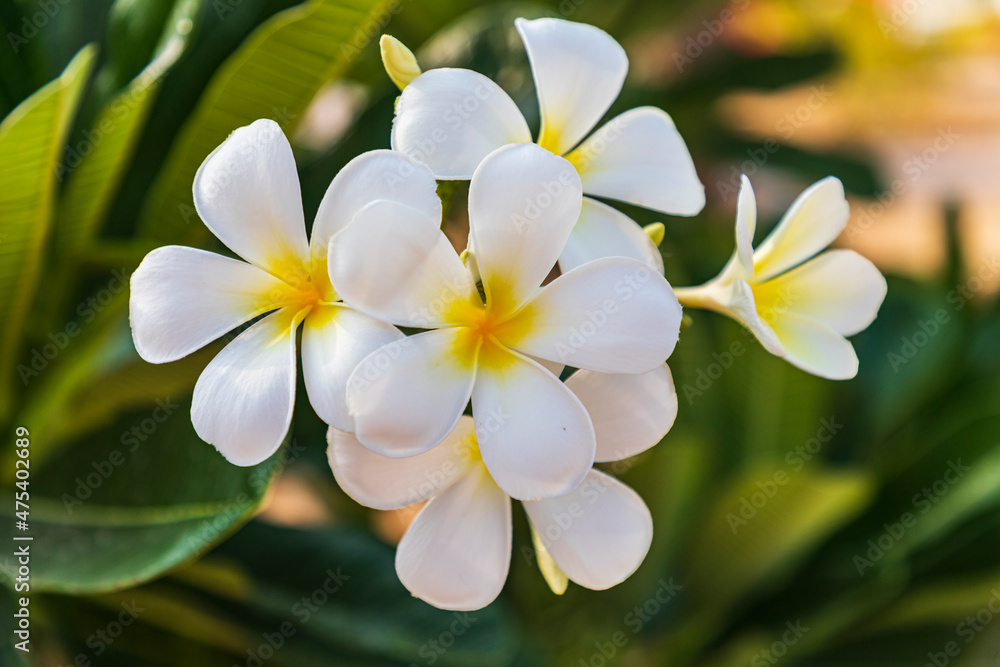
[1,0,999,664]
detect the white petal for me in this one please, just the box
[728,278,785,356]
[468,143,583,314]
[130,245,291,364]
[516,17,627,156]
[301,305,404,431]
[524,469,652,590]
[769,313,859,380]
[391,68,531,179]
[567,107,704,216]
[396,465,512,611]
[190,308,301,466]
[566,365,676,463]
[309,149,442,263]
[327,417,477,510]
[559,197,664,274]
[472,346,594,501]
[752,176,849,282]
[505,257,682,374]
[347,327,478,457]
[329,200,480,328]
[734,174,757,279]
[757,250,887,337]
[193,119,309,281]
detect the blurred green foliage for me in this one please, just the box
[0,0,998,665]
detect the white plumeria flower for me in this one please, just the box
[329,143,682,500]
[388,17,705,274]
[673,176,887,380]
[328,365,677,611]
[129,119,442,465]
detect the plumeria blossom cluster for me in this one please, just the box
[129,17,887,610]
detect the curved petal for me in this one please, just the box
[301,304,404,431]
[729,278,785,356]
[190,308,301,466]
[733,174,757,279]
[310,149,442,264]
[524,469,652,590]
[193,119,309,282]
[327,417,477,510]
[346,327,479,457]
[391,68,531,179]
[769,312,859,380]
[755,250,887,337]
[329,200,480,328]
[752,176,849,282]
[559,197,664,274]
[516,17,627,156]
[468,143,583,314]
[130,246,292,364]
[396,464,512,611]
[503,257,682,374]
[567,107,704,216]
[566,365,676,463]
[472,345,595,501]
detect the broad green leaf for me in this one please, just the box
[18,317,219,470]
[55,0,207,258]
[0,398,283,593]
[0,45,96,420]
[685,467,875,612]
[138,0,394,243]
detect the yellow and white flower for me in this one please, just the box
[385,17,705,274]
[129,120,441,464]
[329,143,682,500]
[327,366,676,611]
[674,176,887,379]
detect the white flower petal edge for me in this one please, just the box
[559,197,664,275]
[468,143,583,313]
[346,328,478,457]
[566,365,677,462]
[674,176,886,380]
[472,347,594,501]
[524,469,652,590]
[193,119,309,283]
[301,305,405,432]
[327,418,477,510]
[129,245,289,364]
[567,107,704,216]
[396,463,512,611]
[191,308,303,466]
[515,17,628,156]
[391,68,531,179]
[752,176,850,281]
[506,256,682,374]
[310,149,442,266]
[329,199,480,329]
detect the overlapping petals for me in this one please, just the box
[389,17,704,273]
[329,361,672,609]
[331,143,681,500]
[129,120,441,463]
[674,176,887,379]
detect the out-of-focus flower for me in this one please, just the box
[129,120,441,464]
[328,366,676,610]
[386,17,705,273]
[328,143,681,500]
[674,176,886,379]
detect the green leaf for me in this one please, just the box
[685,467,875,612]
[55,0,207,258]
[0,45,96,421]
[0,398,283,594]
[138,0,394,244]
